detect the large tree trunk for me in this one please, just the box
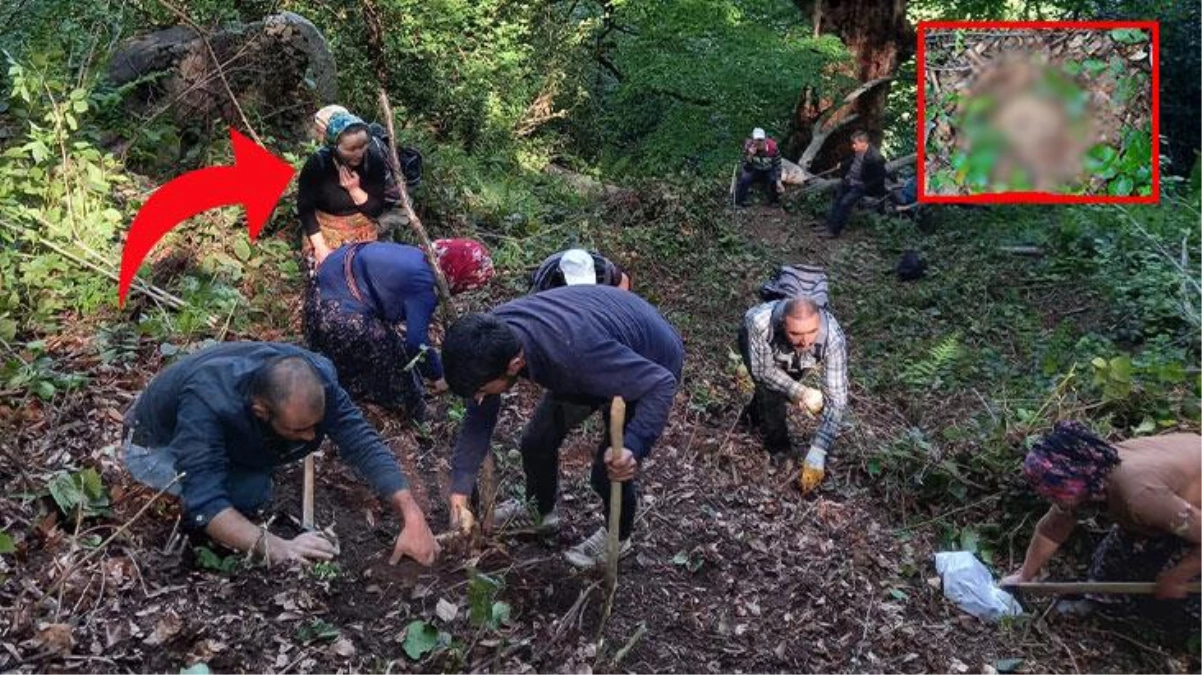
[789,0,914,171]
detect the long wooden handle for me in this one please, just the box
[1003,581,1202,595]
[607,397,626,591]
[302,455,315,530]
[377,89,455,318]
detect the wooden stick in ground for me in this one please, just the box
[1004,581,1202,595]
[606,397,627,594]
[301,456,315,530]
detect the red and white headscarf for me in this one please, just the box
[433,238,495,294]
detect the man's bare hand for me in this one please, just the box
[272,531,338,565]
[604,447,637,482]
[1155,572,1190,599]
[390,518,440,566]
[999,572,1028,589]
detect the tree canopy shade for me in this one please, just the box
[589,0,851,175]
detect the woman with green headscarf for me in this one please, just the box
[296,112,395,267]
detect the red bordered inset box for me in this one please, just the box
[917,20,1160,204]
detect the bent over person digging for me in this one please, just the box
[441,285,684,568]
[121,342,439,567]
[1001,422,1201,631]
[739,293,848,494]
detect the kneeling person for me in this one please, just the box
[739,297,848,493]
[122,342,439,566]
[443,286,684,568]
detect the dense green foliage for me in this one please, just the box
[0,0,1198,573]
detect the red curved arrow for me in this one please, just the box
[118,129,295,306]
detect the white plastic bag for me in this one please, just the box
[934,551,1024,621]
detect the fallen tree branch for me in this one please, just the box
[797,76,893,171]
[377,90,455,316]
[794,153,916,196]
[998,246,1044,256]
[152,0,263,146]
[0,218,187,311]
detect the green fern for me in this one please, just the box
[900,334,963,389]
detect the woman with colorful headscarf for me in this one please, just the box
[304,239,494,419]
[296,111,396,266]
[1003,422,1200,627]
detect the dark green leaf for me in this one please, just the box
[0,531,14,554]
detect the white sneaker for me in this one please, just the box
[563,526,632,569]
[491,499,559,532]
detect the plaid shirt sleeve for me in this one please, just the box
[744,303,806,402]
[813,314,849,454]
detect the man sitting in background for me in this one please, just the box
[735,127,784,207]
[820,130,886,238]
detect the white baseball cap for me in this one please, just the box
[559,249,597,286]
[752,127,766,140]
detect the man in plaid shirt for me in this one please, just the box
[738,297,848,494]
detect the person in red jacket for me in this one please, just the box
[735,128,784,206]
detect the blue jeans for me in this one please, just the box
[826,182,865,235]
[122,426,273,525]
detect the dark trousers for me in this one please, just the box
[737,326,795,455]
[518,394,638,540]
[826,182,866,235]
[735,168,779,205]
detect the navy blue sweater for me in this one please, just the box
[128,342,407,528]
[314,243,443,380]
[450,286,684,495]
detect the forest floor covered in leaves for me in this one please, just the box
[1,192,1197,674]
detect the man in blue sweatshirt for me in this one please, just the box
[442,285,684,567]
[122,342,439,567]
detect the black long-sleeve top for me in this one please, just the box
[296,145,390,236]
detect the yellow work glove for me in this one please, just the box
[799,446,826,495]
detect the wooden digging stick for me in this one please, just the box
[302,456,315,530]
[1003,581,1202,595]
[607,397,627,593]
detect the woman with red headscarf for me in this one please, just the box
[1003,421,1200,629]
[304,239,494,419]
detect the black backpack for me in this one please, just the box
[758,264,830,307]
[368,122,423,188]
